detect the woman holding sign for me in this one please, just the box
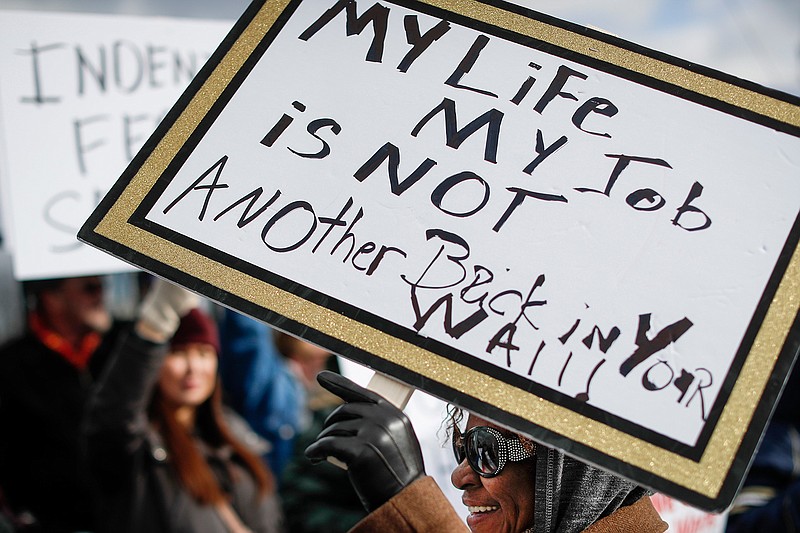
[84,279,284,533]
[305,371,667,533]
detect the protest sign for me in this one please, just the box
[79,0,800,510]
[0,11,232,279]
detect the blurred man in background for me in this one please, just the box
[0,276,128,532]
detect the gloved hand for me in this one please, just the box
[137,277,200,340]
[304,371,425,512]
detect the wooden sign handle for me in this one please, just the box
[328,371,415,469]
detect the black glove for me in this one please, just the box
[304,370,425,512]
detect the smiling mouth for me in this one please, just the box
[468,505,499,514]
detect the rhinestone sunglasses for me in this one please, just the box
[452,426,536,478]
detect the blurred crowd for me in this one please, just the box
[0,274,366,533]
[0,274,796,533]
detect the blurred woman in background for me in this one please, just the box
[84,279,284,533]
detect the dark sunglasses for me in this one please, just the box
[452,426,535,478]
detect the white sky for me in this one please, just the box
[2,0,798,95]
[529,0,800,95]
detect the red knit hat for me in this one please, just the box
[170,308,220,353]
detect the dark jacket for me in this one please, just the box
[0,321,128,532]
[84,330,284,533]
[725,363,800,532]
[279,401,367,532]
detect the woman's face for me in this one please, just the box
[451,415,536,533]
[158,342,218,409]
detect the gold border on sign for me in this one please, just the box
[90,0,800,501]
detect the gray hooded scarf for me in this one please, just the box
[530,445,650,533]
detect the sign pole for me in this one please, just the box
[366,371,415,410]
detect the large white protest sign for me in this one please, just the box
[80,0,800,510]
[0,11,232,279]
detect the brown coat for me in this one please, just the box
[349,476,667,533]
